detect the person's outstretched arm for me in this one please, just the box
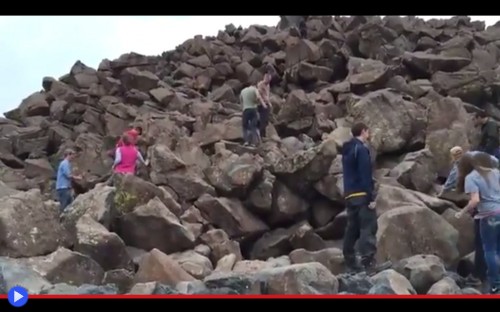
[137,150,148,166]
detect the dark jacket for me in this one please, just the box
[479,119,499,156]
[342,138,375,202]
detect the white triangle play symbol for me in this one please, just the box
[13,291,23,302]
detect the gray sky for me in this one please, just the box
[1,16,499,116]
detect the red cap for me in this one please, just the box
[126,129,139,140]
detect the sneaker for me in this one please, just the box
[490,286,500,294]
[465,275,482,287]
[362,259,392,275]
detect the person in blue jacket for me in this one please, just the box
[342,122,390,273]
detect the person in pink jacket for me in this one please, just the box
[113,134,148,175]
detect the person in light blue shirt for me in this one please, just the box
[440,146,498,287]
[56,149,81,213]
[456,152,500,294]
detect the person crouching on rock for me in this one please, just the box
[56,148,82,213]
[455,151,500,294]
[439,147,499,197]
[112,134,148,182]
[257,72,272,140]
[240,84,263,146]
[439,146,466,196]
[341,122,391,274]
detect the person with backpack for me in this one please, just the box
[474,111,500,160]
[455,152,500,294]
[107,126,143,159]
[342,122,391,273]
[111,134,148,183]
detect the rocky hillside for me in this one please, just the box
[0,15,497,295]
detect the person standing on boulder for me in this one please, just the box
[474,111,500,160]
[240,84,264,146]
[112,134,148,179]
[341,122,390,273]
[257,72,272,139]
[455,152,500,294]
[56,149,81,213]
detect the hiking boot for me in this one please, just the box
[465,275,482,287]
[362,258,392,275]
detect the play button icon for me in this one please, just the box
[8,286,28,307]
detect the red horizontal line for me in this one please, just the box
[0,295,499,299]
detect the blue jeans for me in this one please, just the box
[479,214,500,289]
[474,219,487,280]
[257,105,270,138]
[57,188,73,213]
[494,148,500,161]
[242,108,259,145]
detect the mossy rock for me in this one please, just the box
[112,174,163,216]
[4,108,22,123]
[114,189,139,215]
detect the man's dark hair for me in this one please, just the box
[475,111,488,119]
[351,122,369,137]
